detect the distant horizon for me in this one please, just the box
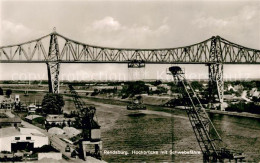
[1,78,260,82]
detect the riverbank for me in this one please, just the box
[206,109,260,119]
[84,95,260,119]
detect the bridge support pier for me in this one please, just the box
[47,62,60,93]
[47,32,60,94]
[207,63,224,109]
[208,36,224,110]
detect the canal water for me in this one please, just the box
[98,105,260,162]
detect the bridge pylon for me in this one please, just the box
[207,36,224,110]
[47,31,60,94]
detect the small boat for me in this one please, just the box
[127,103,146,110]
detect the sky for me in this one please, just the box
[0,0,260,81]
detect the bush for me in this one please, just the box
[33,145,58,153]
[32,117,45,125]
[0,87,3,95]
[91,89,99,96]
[151,80,162,86]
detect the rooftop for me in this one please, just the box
[46,114,75,122]
[0,127,21,137]
[0,117,21,123]
[25,115,43,121]
[20,127,45,136]
[0,127,45,138]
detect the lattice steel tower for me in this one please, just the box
[168,66,245,162]
[47,28,60,94]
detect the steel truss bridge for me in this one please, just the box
[1,29,260,104]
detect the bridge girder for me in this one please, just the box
[0,33,260,64]
[0,32,259,97]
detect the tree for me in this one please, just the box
[91,89,99,96]
[0,88,3,95]
[6,89,12,97]
[121,81,149,97]
[0,87,3,95]
[41,93,65,114]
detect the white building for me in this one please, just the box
[158,84,171,90]
[250,88,259,97]
[0,127,49,152]
[28,104,37,113]
[145,84,157,91]
[227,84,235,91]
[92,86,122,91]
[14,95,20,104]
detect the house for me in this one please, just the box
[227,84,235,91]
[14,95,20,106]
[0,127,49,152]
[150,86,157,91]
[158,84,171,90]
[0,117,21,127]
[45,114,76,126]
[224,94,235,100]
[145,84,157,91]
[28,104,37,113]
[233,84,244,91]
[249,88,259,97]
[92,86,121,91]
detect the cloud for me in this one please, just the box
[92,16,121,31]
[192,16,228,28]
[2,20,30,34]
[240,5,258,20]
[192,5,259,29]
[0,20,44,45]
[84,16,170,48]
[190,4,260,49]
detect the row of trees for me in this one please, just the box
[225,102,260,114]
[115,80,205,98]
[90,88,118,96]
[121,81,149,98]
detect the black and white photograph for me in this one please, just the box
[0,0,259,162]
